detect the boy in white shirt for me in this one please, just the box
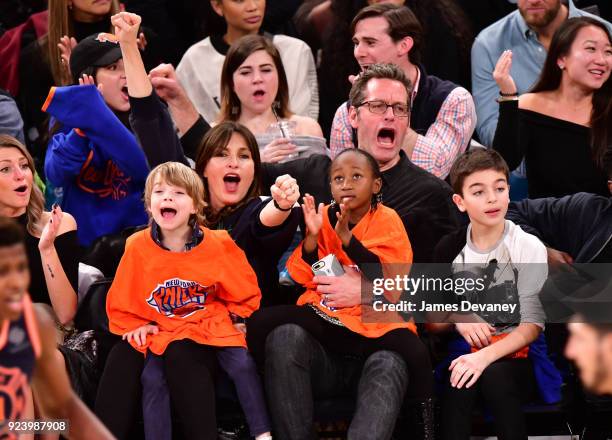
[430,148,560,440]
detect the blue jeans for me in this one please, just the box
[264,324,409,440]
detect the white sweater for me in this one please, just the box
[177,34,319,123]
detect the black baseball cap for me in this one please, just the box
[70,32,122,83]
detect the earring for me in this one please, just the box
[230,105,239,116]
[272,100,280,110]
[558,64,565,70]
[376,192,383,204]
[330,199,337,208]
[68,2,73,9]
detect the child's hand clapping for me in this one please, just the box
[302,194,324,238]
[123,324,159,347]
[335,203,352,246]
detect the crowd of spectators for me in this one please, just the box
[1,0,611,439]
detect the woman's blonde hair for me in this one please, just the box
[45,0,120,85]
[0,135,45,235]
[144,162,207,227]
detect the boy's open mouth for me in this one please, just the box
[160,207,177,219]
[377,128,395,146]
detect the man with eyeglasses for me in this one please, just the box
[263,63,461,264]
[329,3,476,180]
[251,63,461,439]
[137,60,460,438]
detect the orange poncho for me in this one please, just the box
[107,227,261,354]
[287,204,417,337]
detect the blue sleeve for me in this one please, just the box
[42,85,150,183]
[471,37,499,147]
[44,130,92,186]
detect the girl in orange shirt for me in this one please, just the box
[247,149,435,432]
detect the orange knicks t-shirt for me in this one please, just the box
[106,227,261,355]
[287,204,417,338]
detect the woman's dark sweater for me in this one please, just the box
[493,100,609,199]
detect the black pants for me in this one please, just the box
[94,339,218,440]
[247,304,433,399]
[441,358,538,440]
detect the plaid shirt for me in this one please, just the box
[330,83,476,179]
[150,220,203,251]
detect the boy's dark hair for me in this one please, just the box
[0,217,25,248]
[351,3,423,65]
[450,149,510,195]
[332,148,382,209]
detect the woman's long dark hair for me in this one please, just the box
[531,17,612,168]
[194,121,262,227]
[219,34,291,122]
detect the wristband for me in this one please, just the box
[273,199,292,212]
[496,95,519,103]
[499,91,519,97]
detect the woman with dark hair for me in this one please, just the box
[190,122,301,304]
[176,0,318,124]
[114,12,302,306]
[493,16,612,198]
[219,34,325,164]
[94,15,301,438]
[299,0,473,136]
[43,31,151,247]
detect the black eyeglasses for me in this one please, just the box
[356,100,410,117]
